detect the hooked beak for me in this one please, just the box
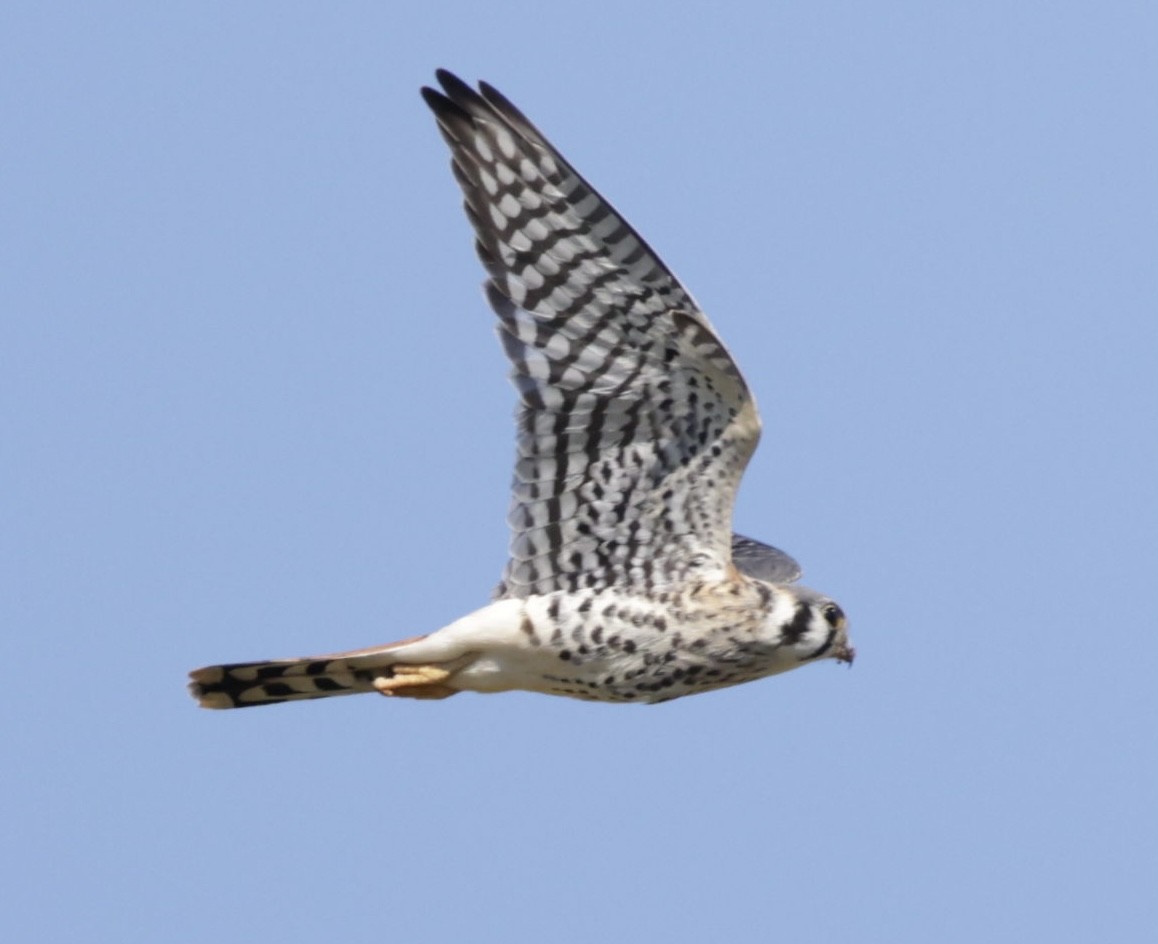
[834,643,856,666]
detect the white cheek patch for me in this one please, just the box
[768,589,799,637]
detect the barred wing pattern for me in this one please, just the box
[423,71,763,598]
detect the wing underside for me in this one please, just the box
[423,71,764,597]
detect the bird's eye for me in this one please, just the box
[822,603,845,628]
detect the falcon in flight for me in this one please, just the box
[189,70,852,709]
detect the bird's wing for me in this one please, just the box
[424,70,761,597]
[729,534,802,584]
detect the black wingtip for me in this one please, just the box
[424,70,496,126]
[419,85,444,108]
[478,79,532,127]
[421,69,460,106]
[432,69,485,109]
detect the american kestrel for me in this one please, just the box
[189,70,852,710]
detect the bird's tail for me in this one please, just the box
[188,635,434,709]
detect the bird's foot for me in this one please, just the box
[372,662,464,700]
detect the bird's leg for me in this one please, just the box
[371,656,473,700]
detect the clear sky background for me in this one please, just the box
[4,2,1156,942]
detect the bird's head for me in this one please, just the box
[761,584,854,668]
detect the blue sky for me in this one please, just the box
[4,2,1156,942]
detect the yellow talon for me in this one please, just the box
[372,663,461,700]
